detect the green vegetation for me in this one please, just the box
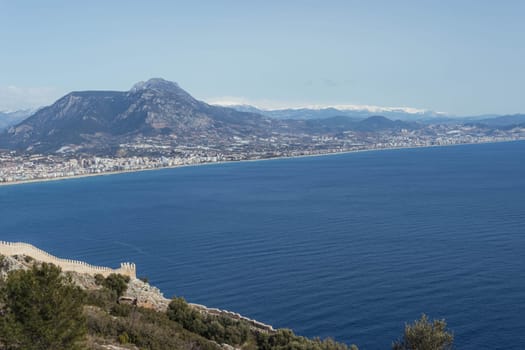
[0,263,86,350]
[167,296,353,350]
[85,303,219,350]
[167,297,252,346]
[94,273,130,298]
[0,261,455,350]
[392,314,454,350]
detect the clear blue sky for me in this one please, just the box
[1,0,524,115]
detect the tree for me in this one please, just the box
[392,314,454,350]
[98,273,130,298]
[0,263,87,350]
[167,296,201,331]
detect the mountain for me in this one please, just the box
[216,104,525,126]
[218,104,449,122]
[353,115,418,132]
[476,114,525,127]
[3,78,511,156]
[299,115,419,133]
[0,110,34,131]
[301,115,362,133]
[0,78,275,153]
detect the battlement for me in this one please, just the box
[0,241,136,279]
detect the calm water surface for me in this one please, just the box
[1,141,524,349]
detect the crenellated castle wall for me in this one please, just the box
[0,241,136,279]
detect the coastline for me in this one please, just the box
[1,138,522,187]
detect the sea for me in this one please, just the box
[1,141,524,349]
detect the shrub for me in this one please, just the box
[94,273,105,286]
[392,314,453,350]
[111,303,132,317]
[118,332,130,344]
[101,273,130,298]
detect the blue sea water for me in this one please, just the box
[1,141,524,349]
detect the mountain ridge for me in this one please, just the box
[2,78,521,157]
[0,109,35,131]
[0,78,276,153]
[215,103,448,122]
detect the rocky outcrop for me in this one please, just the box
[0,254,29,278]
[122,278,170,311]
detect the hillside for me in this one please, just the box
[0,246,455,350]
[0,250,355,350]
[295,115,419,133]
[0,79,426,155]
[0,110,33,131]
[477,114,525,127]
[0,78,276,153]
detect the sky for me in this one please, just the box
[0,0,524,115]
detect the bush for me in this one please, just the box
[111,303,132,317]
[118,332,130,344]
[94,273,105,286]
[85,287,119,309]
[392,314,454,350]
[101,273,130,298]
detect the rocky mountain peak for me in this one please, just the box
[130,78,182,93]
[129,78,197,106]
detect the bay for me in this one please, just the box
[1,141,524,349]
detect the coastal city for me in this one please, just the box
[1,123,524,184]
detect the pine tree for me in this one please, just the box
[0,263,87,350]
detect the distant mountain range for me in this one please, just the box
[0,110,35,131]
[289,115,419,134]
[220,104,449,122]
[0,78,523,154]
[217,104,525,127]
[470,114,525,127]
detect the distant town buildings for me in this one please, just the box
[1,124,524,184]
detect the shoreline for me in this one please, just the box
[1,138,522,187]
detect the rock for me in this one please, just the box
[0,254,31,279]
[122,278,170,312]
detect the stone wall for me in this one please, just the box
[0,241,136,279]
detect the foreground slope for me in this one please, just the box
[0,252,355,350]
